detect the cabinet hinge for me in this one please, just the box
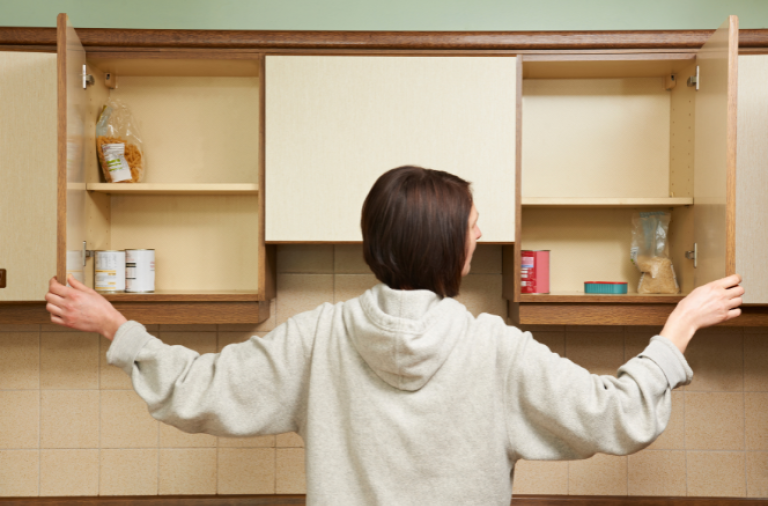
[82,65,94,89]
[82,241,94,267]
[685,243,698,268]
[687,65,700,91]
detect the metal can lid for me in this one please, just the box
[95,250,125,253]
[125,249,155,251]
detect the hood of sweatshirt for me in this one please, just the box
[343,283,468,391]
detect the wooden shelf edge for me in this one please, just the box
[0,300,272,325]
[513,302,768,326]
[521,197,693,207]
[86,183,259,195]
[103,292,263,302]
[519,294,685,303]
[0,494,763,506]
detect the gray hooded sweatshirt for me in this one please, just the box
[107,283,693,505]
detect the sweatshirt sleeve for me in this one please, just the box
[106,305,328,438]
[504,330,692,461]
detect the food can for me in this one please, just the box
[521,250,550,294]
[125,249,155,293]
[66,250,84,287]
[95,250,125,293]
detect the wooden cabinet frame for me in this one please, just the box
[2,22,768,325]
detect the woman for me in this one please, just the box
[46,166,743,506]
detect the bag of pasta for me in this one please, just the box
[95,99,145,183]
[630,211,680,294]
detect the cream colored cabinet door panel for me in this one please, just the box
[265,56,517,243]
[735,54,768,304]
[0,52,57,301]
[58,13,88,286]
[692,16,738,288]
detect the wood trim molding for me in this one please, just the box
[3,27,768,51]
[1,495,764,505]
[0,301,271,324]
[518,302,768,326]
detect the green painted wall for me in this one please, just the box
[2,0,768,31]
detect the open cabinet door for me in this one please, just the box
[693,16,738,288]
[0,51,57,300]
[57,13,88,286]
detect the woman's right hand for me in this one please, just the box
[661,274,744,354]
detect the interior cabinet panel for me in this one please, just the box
[0,52,57,301]
[265,56,517,243]
[520,207,690,295]
[735,54,768,304]
[106,75,259,184]
[109,195,259,292]
[692,16,738,287]
[522,78,671,198]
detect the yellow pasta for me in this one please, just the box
[96,135,144,183]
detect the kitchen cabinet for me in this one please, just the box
[506,16,768,324]
[1,15,767,325]
[0,14,274,323]
[264,55,519,243]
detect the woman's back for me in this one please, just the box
[107,282,690,506]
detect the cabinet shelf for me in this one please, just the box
[103,290,261,302]
[86,183,259,195]
[521,197,693,207]
[519,292,685,303]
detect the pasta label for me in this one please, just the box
[101,143,133,183]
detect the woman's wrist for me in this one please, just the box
[103,312,128,342]
[660,309,696,354]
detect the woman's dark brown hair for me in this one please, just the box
[361,165,473,298]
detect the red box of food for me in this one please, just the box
[521,250,550,294]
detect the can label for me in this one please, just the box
[125,250,155,293]
[95,251,126,293]
[521,250,550,294]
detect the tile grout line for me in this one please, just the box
[37,326,41,497]
[742,327,748,497]
[97,333,101,496]
[157,385,161,495]
[565,327,569,496]
[216,328,220,495]
[332,245,336,304]
[683,381,688,497]
[623,328,629,496]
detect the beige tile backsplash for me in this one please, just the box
[0,244,765,497]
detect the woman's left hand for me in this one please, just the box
[45,276,127,341]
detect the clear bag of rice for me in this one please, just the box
[630,211,680,294]
[95,99,145,183]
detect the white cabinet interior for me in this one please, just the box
[520,56,701,297]
[80,57,262,298]
[517,17,738,301]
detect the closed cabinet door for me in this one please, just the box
[0,13,86,302]
[265,56,518,243]
[0,51,57,301]
[735,53,768,304]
